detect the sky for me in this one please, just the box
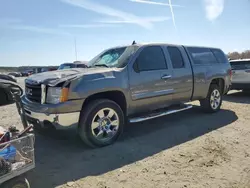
[0,0,250,66]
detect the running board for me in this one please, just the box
[129,104,193,123]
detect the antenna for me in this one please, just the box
[74,37,78,61]
[132,40,136,45]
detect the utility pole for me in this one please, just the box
[74,37,78,61]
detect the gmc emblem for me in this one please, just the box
[26,88,32,95]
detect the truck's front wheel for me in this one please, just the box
[2,176,30,188]
[200,84,222,113]
[78,99,124,148]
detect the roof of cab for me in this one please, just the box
[111,42,221,50]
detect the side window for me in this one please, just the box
[136,46,167,71]
[187,47,217,65]
[167,46,185,69]
[211,49,227,63]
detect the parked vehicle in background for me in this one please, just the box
[58,61,88,70]
[230,59,250,92]
[22,43,231,148]
[41,68,49,73]
[0,74,17,83]
[40,67,57,73]
[0,74,17,106]
[20,70,33,77]
[48,67,57,71]
[21,71,29,77]
[27,71,33,76]
[8,72,22,77]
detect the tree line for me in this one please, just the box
[228,50,250,60]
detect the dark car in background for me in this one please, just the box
[21,71,29,77]
[0,74,17,83]
[8,72,22,77]
[41,67,58,72]
[0,74,17,106]
[20,70,33,77]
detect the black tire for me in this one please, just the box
[78,99,124,148]
[2,176,30,188]
[200,84,222,113]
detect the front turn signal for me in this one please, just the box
[60,88,69,102]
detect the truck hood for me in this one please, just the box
[25,68,115,86]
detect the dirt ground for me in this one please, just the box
[1,77,250,188]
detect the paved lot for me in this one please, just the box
[1,77,250,188]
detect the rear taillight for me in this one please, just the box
[229,69,232,80]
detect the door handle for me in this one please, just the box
[161,75,172,80]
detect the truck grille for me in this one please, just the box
[25,83,41,103]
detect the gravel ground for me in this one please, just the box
[1,77,250,188]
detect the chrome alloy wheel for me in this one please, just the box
[210,89,221,110]
[91,108,119,141]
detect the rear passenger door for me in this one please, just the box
[129,45,174,113]
[165,46,193,102]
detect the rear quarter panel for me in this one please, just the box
[191,64,231,100]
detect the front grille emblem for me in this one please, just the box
[26,88,32,95]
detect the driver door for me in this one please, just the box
[128,45,174,114]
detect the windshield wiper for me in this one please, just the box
[92,64,109,68]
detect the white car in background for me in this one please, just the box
[230,59,250,92]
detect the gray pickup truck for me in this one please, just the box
[22,43,231,147]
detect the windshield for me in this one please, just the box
[88,46,139,68]
[230,61,250,70]
[58,63,76,70]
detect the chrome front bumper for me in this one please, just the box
[25,109,80,129]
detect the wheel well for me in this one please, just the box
[82,91,127,115]
[211,78,225,93]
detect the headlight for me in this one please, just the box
[46,87,69,104]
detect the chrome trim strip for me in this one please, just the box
[129,104,193,123]
[132,88,174,100]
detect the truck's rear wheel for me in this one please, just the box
[78,99,124,148]
[200,84,222,113]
